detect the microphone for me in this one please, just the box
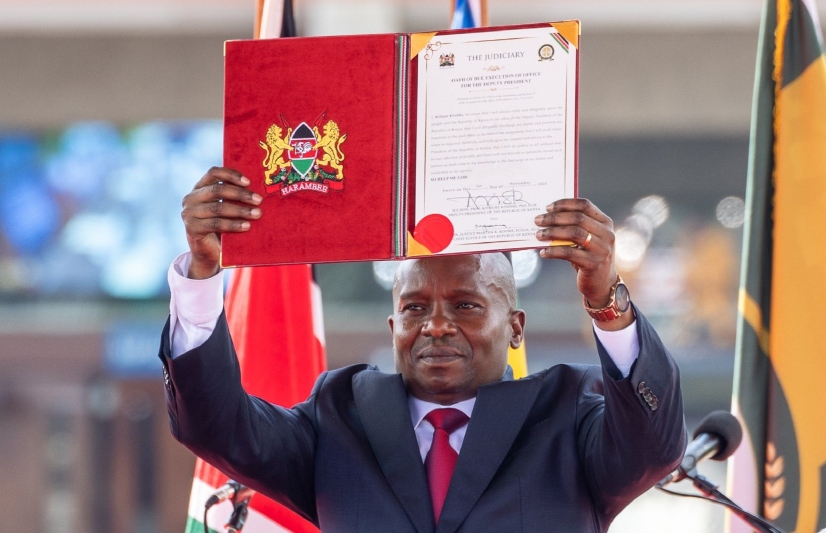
[658,410,743,487]
[205,481,255,509]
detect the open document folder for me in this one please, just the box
[221,21,579,267]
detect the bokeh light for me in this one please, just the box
[372,260,400,290]
[61,212,129,265]
[615,227,649,271]
[716,196,746,228]
[0,179,61,255]
[624,213,655,245]
[512,249,541,289]
[45,122,123,201]
[633,195,670,228]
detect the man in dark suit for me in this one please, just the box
[160,167,686,532]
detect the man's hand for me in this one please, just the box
[534,199,633,331]
[181,167,262,280]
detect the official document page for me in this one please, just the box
[414,26,578,254]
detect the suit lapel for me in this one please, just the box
[352,370,434,533]
[435,376,543,533]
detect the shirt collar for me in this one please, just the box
[408,395,476,430]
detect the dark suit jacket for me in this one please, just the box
[159,308,685,532]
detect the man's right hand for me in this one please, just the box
[181,167,262,279]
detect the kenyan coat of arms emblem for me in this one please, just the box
[259,115,347,197]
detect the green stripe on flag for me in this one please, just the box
[185,516,220,533]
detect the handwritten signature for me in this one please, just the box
[447,189,530,209]
[475,224,507,230]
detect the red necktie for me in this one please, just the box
[424,408,469,523]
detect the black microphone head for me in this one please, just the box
[692,410,743,461]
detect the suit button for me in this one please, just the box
[638,381,646,394]
[163,367,170,387]
[650,398,659,410]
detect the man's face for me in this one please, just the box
[388,255,525,405]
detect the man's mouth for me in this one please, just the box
[417,347,465,364]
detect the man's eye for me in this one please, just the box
[403,304,425,312]
[457,302,478,310]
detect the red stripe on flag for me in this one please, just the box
[226,265,326,404]
[194,458,230,491]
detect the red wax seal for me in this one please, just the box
[413,214,454,254]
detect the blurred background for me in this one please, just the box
[2,0,822,531]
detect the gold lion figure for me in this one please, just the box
[259,125,293,184]
[313,120,347,180]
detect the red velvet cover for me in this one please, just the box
[221,34,400,266]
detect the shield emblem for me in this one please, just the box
[288,122,317,177]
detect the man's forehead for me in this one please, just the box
[393,254,513,295]
[396,255,482,282]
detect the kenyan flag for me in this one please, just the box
[288,122,317,177]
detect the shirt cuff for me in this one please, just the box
[592,319,639,378]
[168,252,224,358]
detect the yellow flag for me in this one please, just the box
[728,0,826,530]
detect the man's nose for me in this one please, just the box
[422,309,457,338]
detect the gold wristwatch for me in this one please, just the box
[583,276,631,321]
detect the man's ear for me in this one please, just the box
[388,315,395,336]
[509,309,526,349]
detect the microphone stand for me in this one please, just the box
[692,474,785,533]
[225,495,251,533]
[657,472,786,533]
[202,487,254,533]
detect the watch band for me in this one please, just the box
[583,276,627,321]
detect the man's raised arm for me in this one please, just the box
[168,167,264,357]
[534,198,686,518]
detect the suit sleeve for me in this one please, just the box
[159,312,321,524]
[575,305,687,521]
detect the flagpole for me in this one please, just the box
[254,0,265,40]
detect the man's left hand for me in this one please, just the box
[534,199,633,330]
